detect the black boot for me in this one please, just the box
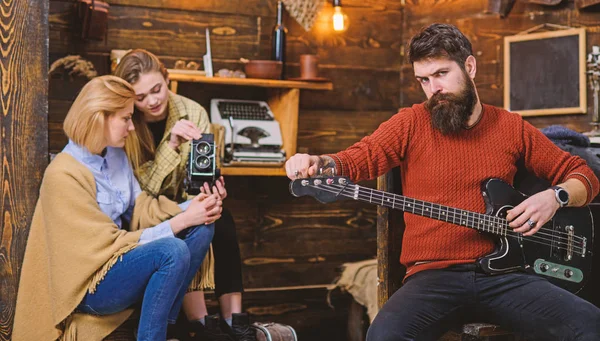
[220,313,256,341]
[189,315,235,341]
[167,318,192,341]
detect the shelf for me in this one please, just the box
[168,69,332,176]
[167,69,333,91]
[221,166,287,176]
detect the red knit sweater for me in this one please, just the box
[330,103,599,279]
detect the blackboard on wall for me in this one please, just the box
[503,28,587,116]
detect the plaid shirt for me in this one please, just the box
[137,92,210,201]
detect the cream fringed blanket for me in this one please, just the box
[334,259,379,323]
[13,153,182,341]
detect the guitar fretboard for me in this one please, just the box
[347,184,510,236]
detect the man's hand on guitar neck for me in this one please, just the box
[285,154,337,180]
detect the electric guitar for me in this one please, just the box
[290,177,594,293]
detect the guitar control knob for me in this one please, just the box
[540,263,550,272]
[564,269,573,278]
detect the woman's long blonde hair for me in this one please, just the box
[63,75,136,156]
[114,49,169,171]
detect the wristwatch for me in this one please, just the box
[551,186,569,208]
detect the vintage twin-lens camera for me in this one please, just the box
[185,134,220,195]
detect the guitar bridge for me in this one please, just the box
[565,225,574,261]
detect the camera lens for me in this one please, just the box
[195,141,211,155]
[195,155,211,170]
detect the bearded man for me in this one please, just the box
[285,23,600,340]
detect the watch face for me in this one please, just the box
[557,189,569,203]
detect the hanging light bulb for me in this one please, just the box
[332,0,349,32]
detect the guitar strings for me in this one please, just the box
[324,183,586,254]
[357,185,586,243]
[315,183,584,254]
[305,183,586,255]
[322,182,585,242]
[331,183,586,252]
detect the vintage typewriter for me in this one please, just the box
[210,99,286,165]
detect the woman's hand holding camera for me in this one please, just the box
[170,193,222,234]
[167,119,202,150]
[200,176,227,200]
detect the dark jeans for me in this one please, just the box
[77,224,214,341]
[366,267,600,341]
[213,207,244,297]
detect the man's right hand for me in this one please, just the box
[285,153,322,180]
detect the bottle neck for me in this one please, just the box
[276,1,283,25]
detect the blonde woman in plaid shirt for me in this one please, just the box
[116,49,254,341]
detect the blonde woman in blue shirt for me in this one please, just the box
[13,76,221,341]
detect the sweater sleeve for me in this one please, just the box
[327,108,414,182]
[522,121,600,204]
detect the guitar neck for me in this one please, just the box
[347,183,509,236]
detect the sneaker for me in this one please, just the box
[189,315,235,341]
[220,313,256,341]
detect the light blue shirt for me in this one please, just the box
[62,140,176,244]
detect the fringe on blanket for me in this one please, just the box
[87,243,139,294]
[187,245,215,291]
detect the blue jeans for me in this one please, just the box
[77,224,214,341]
[366,267,600,341]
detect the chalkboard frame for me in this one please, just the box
[503,28,587,116]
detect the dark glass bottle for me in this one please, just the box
[271,0,287,79]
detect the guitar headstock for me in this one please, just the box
[289,176,354,204]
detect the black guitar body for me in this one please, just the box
[480,179,594,293]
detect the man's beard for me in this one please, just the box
[424,71,477,135]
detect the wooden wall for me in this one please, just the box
[400,0,600,130]
[0,1,48,340]
[48,0,402,339]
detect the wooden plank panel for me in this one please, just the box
[49,122,68,154]
[297,110,397,155]
[404,0,485,20]
[241,249,375,288]
[94,0,275,17]
[49,2,263,59]
[296,68,400,110]
[343,0,403,10]
[1,0,48,340]
[285,5,404,69]
[225,202,377,243]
